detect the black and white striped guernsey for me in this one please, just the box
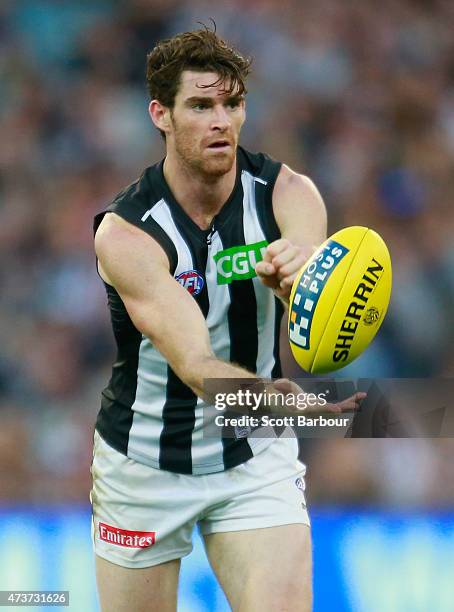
[94,147,285,475]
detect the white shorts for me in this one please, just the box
[90,429,310,569]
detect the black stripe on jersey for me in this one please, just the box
[254,176,281,244]
[159,219,210,473]
[95,283,141,455]
[253,160,284,378]
[158,374,196,474]
[217,202,256,469]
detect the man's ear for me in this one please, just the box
[148,100,171,135]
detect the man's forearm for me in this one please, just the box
[183,356,257,401]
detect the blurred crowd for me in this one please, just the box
[0,0,453,506]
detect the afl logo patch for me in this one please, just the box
[175,270,204,296]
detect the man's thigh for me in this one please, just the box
[204,524,312,612]
[90,430,203,609]
[96,554,180,612]
[90,430,199,568]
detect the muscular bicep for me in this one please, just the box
[95,214,213,382]
[273,164,327,249]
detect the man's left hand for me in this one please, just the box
[255,238,312,302]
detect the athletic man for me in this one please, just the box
[91,28,364,611]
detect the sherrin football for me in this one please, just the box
[288,226,392,374]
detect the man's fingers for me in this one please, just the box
[277,253,310,280]
[255,261,279,290]
[258,240,318,298]
[331,392,367,412]
[279,272,299,290]
[266,385,367,416]
[272,378,301,395]
[271,245,301,268]
[266,238,291,258]
[350,392,367,405]
[255,261,276,277]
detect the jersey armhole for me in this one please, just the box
[94,209,178,275]
[256,157,282,243]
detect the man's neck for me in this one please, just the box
[162,151,237,230]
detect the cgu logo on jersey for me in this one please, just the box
[175,270,204,295]
[214,241,268,285]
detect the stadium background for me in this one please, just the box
[1,0,453,610]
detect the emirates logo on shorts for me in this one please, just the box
[99,522,156,548]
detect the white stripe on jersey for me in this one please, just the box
[241,170,277,378]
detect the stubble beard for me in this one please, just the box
[171,120,236,180]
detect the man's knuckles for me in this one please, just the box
[279,275,296,289]
[266,238,291,257]
[271,247,299,267]
[255,261,276,277]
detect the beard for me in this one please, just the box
[170,116,236,179]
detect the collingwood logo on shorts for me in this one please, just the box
[213,241,268,284]
[234,424,252,439]
[295,477,305,492]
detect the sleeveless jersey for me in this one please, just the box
[93,147,284,475]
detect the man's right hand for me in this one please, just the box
[272,378,366,415]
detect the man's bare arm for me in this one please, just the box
[256,164,327,302]
[96,213,363,412]
[95,213,255,400]
[255,166,366,410]
[272,163,327,248]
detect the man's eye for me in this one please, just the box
[227,101,240,109]
[192,103,208,110]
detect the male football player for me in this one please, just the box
[92,27,364,612]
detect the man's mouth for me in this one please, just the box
[207,140,231,150]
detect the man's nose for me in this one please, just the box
[210,105,231,131]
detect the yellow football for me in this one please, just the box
[288,226,392,374]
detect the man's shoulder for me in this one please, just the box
[273,164,321,200]
[111,161,162,209]
[94,161,164,235]
[238,146,282,184]
[94,159,178,273]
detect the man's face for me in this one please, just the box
[167,70,246,177]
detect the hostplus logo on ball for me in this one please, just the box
[175,270,204,296]
[289,240,349,350]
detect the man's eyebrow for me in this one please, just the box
[185,96,214,104]
[226,94,244,103]
[185,94,244,104]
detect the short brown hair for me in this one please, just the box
[146,27,251,108]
